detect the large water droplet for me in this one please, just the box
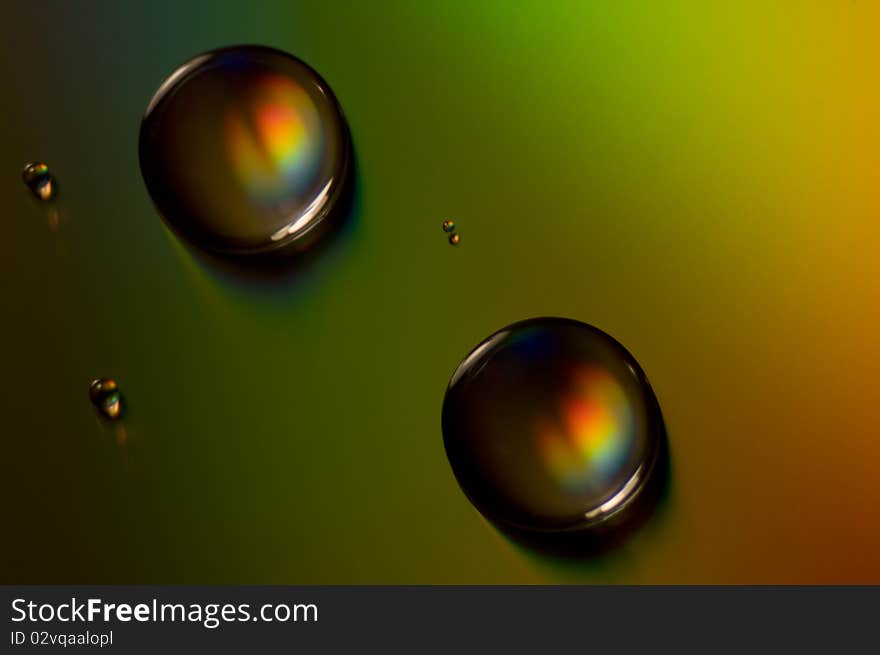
[442,219,455,233]
[442,318,667,551]
[89,378,123,420]
[448,233,460,246]
[139,46,352,256]
[22,162,56,201]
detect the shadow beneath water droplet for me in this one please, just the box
[94,397,132,447]
[503,427,675,576]
[27,187,66,233]
[175,150,363,304]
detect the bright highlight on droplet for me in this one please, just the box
[441,317,667,548]
[89,378,123,421]
[139,45,352,256]
[22,162,55,201]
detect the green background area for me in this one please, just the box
[3,1,880,583]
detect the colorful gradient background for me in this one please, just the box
[2,1,879,583]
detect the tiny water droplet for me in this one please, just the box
[442,219,455,233]
[139,45,352,257]
[442,318,667,551]
[89,378,123,420]
[22,162,55,201]
[448,233,460,246]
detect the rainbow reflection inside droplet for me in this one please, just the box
[224,74,322,202]
[89,378,123,421]
[22,162,55,201]
[442,318,666,543]
[534,366,634,494]
[139,46,351,256]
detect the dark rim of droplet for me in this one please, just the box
[441,317,668,541]
[138,45,353,257]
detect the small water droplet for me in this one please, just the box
[89,378,123,420]
[442,219,455,233]
[139,45,352,257]
[442,318,667,551]
[448,233,460,246]
[22,162,56,201]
